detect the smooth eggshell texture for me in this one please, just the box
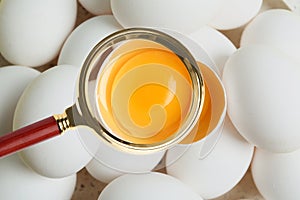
[188,26,237,76]
[86,140,165,183]
[241,9,300,64]
[0,66,40,135]
[222,45,300,152]
[111,0,224,34]
[86,159,124,184]
[58,15,122,67]
[209,0,262,30]
[0,0,77,67]
[98,172,203,200]
[0,66,75,199]
[166,116,254,199]
[252,148,300,200]
[78,0,112,15]
[0,155,76,200]
[157,28,219,75]
[13,65,94,178]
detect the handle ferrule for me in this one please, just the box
[0,113,71,158]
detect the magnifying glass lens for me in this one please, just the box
[0,28,204,157]
[76,28,204,153]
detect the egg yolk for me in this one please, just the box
[97,48,193,144]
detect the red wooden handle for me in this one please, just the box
[0,116,61,158]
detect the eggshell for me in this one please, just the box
[157,28,219,74]
[0,155,76,200]
[111,0,224,34]
[98,172,204,200]
[252,148,300,200]
[166,116,254,199]
[78,0,112,15]
[58,15,122,68]
[241,9,300,63]
[86,140,165,183]
[0,66,75,199]
[0,0,77,67]
[188,26,237,76]
[222,45,300,152]
[0,66,40,135]
[13,65,94,178]
[86,159,124,184]
[209,0,262,30]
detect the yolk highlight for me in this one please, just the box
[97,48,193,144]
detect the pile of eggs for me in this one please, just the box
[0,0,299,199]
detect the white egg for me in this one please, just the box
[0,66,40,135]
[98,172,204,200]
[58,15,122,67]
[252,148,300,200]
[0,0,77,67]
[188,26,237,76]
[222,45,300,152]
[165,61,248,199]
[209,0,262,30]
[166,116,254,199]
[13,65,94,178]
[78,0,112,15]
[0,66,75,199]
[86,159,123,184]
[111,0,224,34]
[241,9,300,64]
[86,139,165,183]
[0,155,76,200]
[157,28,219,74]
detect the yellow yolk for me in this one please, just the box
[180,62,226,144]
[97,48,193,144]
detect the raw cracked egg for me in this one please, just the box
[13,65,94,178]
[165,57,253,199]
[223,44,300,152]
[188,26,237,76]
[166,115,253,199]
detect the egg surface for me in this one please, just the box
[13,65,94,178]
[111,0,224,33]
[0,155,76,200]
[58,15,122,68]
[0,66,75,200]
[0,0,77,67]
[209,0,262,30]
[86,140,164,183]
[166,116,253,199]
[0,66,40,135]
[241,9,300,64]
[188,26,236,76]
[223,45,300,152]
[98,172,203,200]
[78,0,111,15]
[252,148,300,200]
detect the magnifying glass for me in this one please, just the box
[0,28,204,157]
